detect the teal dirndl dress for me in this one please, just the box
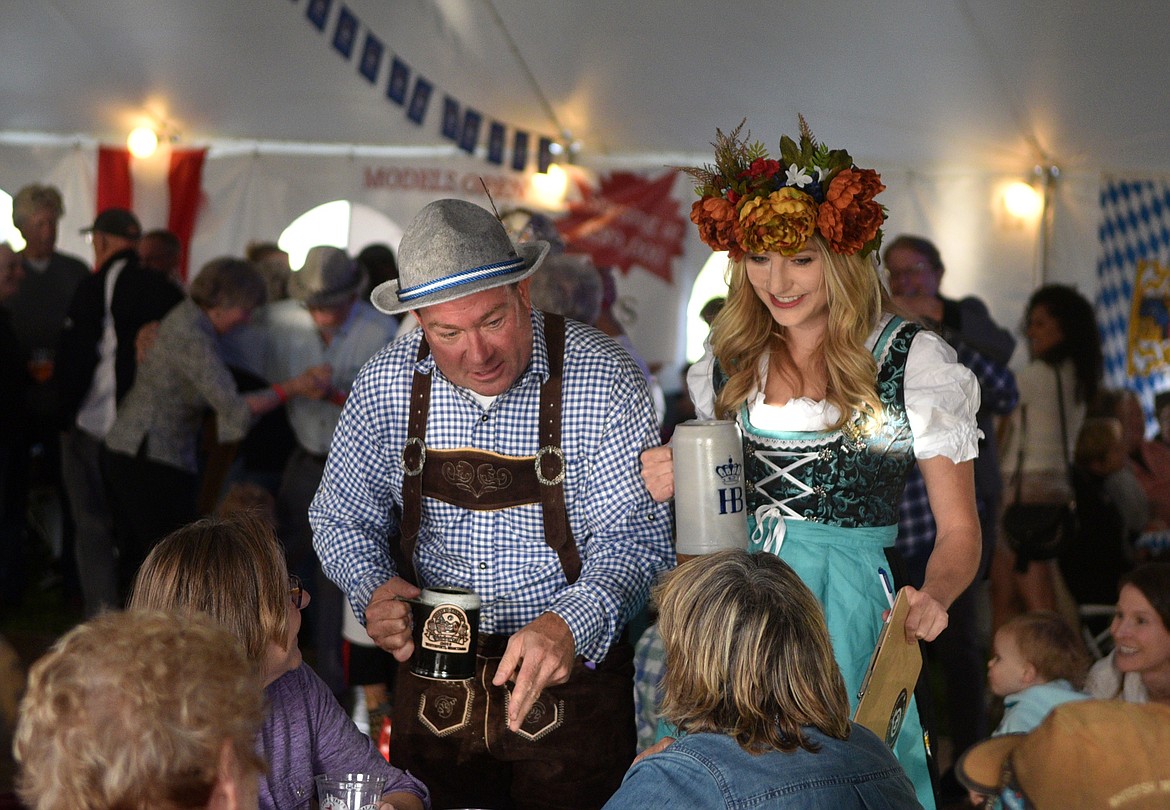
[742,315,934,808]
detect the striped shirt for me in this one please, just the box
[310,309,675,661]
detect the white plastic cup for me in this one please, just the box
[314,773,386,810]
[672,419,749,555]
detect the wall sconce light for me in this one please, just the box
[126,110,182,158]
[1003,180,1043,219]
[1003,164,1060,220]
[1002,163,1062,285]
[127,126,159,158]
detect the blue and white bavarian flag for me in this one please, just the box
[1098,177,1170,428]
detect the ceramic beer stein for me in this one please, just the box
[409,586,481,680]
[672,419,749,555]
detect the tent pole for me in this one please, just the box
[1038,164,1059,286]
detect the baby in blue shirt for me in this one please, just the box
[970,611,1092,806]
[987,611,1093,734]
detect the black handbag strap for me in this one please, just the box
[1012,407,1028,504]
[1054,363,1071,471]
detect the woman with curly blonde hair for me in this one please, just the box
[641,118,981,808]
[14,610,266,810]
[709,233,887,428]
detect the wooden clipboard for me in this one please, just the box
[853,587,922,748]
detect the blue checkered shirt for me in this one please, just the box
[897,340,1019,564]
[633,624,667,752]
[310,310,675,662]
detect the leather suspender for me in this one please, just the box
[397,337,432,582]
[535,314,580,583]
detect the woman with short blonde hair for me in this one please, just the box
[128,511,289,667]
[605,550,917,808]
[656,549,849,751]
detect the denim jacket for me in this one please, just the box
[603,725,920,809]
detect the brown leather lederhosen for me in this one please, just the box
[397,312,579,585]
[389,312,636,810]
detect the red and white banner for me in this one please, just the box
[556,170,687,284]
[94,146,207,281]
[167,149,207,281]
[96,146,133,212]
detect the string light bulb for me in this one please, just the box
[530,163,569,209]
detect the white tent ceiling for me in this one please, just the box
[4,0,1169,174]
[3,0,1168,377]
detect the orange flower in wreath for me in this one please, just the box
[738,188,819,256]
[690,197,743,257]
[816,168,886,255]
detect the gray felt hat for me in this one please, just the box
[371,199,549,315]
[289,246,366,308]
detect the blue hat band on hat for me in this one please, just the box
[397,256,526,303]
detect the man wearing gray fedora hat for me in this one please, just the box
[310,198,674,809]
[265,244,398,695]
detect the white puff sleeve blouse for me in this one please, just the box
[686,316,981,462]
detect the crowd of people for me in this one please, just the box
[3,109,1170,810]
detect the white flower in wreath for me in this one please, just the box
[785,163,812,188]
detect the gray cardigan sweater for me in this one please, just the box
[105,298,251,472]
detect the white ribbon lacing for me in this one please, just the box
[751,503,788,555]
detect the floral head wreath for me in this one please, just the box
[681,116,886,260]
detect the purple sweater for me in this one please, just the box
[257,664,430,809]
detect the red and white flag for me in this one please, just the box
[96,145,207,281]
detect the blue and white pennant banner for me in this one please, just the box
[296,0,554,173]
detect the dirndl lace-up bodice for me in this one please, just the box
[743,315,918,544]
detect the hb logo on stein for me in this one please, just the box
[715,456,744,515]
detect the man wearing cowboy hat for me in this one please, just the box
[265,245,398,695]
[310,199,674,809]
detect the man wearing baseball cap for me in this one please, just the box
[57,207,182,613]
[310,199,674,808]
[79,208,142,241]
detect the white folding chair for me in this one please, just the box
[1078,604,1116,660]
